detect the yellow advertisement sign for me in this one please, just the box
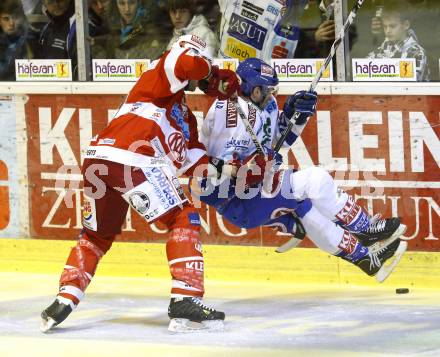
[399,61,414,78]
[224,37,256,61]
[135,61,149,78]
[316,60,331,79]
[56,62,70,78]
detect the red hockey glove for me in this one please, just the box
[200,65,240,100]
[237,150,282,187]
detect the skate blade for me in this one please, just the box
[375,241,408,283]
[369,224,407,254]
[40,317,57,333]
[275,237,302,253]
[168,318,224,333]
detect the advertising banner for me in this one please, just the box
[213,58,239,71]
[24,94,439,251]
[352,58,417,81]
[92,59,150,81]
[0,96,20,236]
[271,59,333,81]
[15,59,72,81]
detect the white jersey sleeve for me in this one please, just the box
[200,100,217,149]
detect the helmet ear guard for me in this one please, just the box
[240,81,253,97]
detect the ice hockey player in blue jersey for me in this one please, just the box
[191,57,408,282]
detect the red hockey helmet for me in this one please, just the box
[171,34,213,62]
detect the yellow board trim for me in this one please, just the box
[0,238,439,288]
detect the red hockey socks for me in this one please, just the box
[58,233,106,306]
[166,228,204,298]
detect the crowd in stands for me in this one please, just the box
[0,0,439,81]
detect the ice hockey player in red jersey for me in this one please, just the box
[40,34,239,333]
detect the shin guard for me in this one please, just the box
[166,228,204,298]
[58,235,105,305]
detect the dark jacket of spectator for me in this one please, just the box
[88,7,110,58]
[0,0,38,80]
[36,0,76,69]
[0,28,38,80]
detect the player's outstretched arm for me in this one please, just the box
[277,91,318,147]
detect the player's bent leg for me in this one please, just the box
[299,206,406,282]
[164,205,225,332]
[41,230,112,333]
[288,167,406,244]
[41,159,128,333]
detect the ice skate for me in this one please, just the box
[354,216,407,250]
[40,297,74,333]
[168,297,225,332]
[352,239,408,283]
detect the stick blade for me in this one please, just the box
[275,237,302,253]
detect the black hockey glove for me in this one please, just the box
[283,90,318,125]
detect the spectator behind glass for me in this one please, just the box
[367,1,430,81]
[192,0,220,33]
[295,0,334,58]
[296,0,356,59]
[89,0,111,58]
[0,0,38,80]
[107,0,168,59]
[35,0,77,75]
[166,0,219,57]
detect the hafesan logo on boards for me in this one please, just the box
[93,59,150,81]
[352,58,416,81]
[15,60,72,81]
[271,59,333,81]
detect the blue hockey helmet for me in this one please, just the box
[236,58,279,97]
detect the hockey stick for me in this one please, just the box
[234,99,266,156]
[273,0,366,152]
[234,99,306,253]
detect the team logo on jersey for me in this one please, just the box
[226,100,238,127]
[128,192,150,214]
[227,13,267,50]
[168,132,187,162]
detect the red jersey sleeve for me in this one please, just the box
[174,50,211,82]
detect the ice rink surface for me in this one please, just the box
[1,272,440,357]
